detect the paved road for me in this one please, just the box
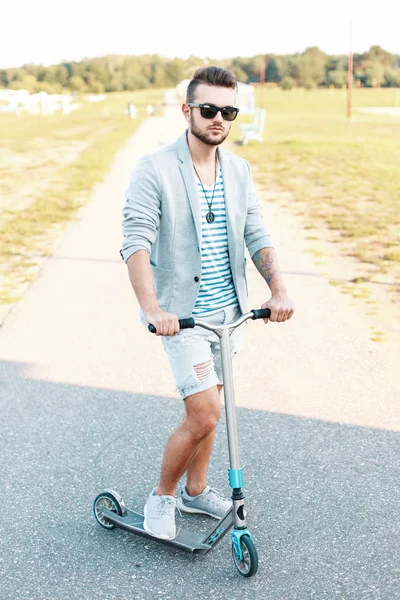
[1,92,399,599]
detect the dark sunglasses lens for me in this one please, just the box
[200,105,218,119]
[221,107,238,121]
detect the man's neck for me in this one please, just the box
[187,130,218,166]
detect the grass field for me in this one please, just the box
[0,89,164,305]
[233,88,400,306]
[1,86,399,323]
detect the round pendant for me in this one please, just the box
[206,211,215,223]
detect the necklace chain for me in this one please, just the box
[193,155,218,224]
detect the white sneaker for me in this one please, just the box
[143,489,176,540]
[177,486,232,519]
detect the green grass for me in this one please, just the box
[0,89,165,304]
[232,88,400,291]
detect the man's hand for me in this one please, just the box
[251,247,295,324]
[145,309,180,336]
[261,293,295,324]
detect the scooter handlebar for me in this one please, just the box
[148,310,271,334]
[251,308,271,320]
[148,318,195,334]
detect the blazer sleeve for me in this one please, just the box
[120,155,161,262]
[244,160,274,257]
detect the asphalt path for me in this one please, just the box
[1,92,399,600]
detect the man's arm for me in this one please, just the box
[121,156,161,261]
[242,160,294,323]
[126,250,179,336]
[252,247,295,323]
[121,156,179,336]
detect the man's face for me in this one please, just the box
[186,83,236,146]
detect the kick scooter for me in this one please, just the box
[93,308,271,578]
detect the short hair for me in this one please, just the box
[186,67,238,104]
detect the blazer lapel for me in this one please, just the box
[218,148,238,269]
[177,131,202,246]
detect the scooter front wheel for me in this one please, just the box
[93,490,125,530]
[232,534,258,577]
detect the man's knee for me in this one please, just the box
[185,387,221,440]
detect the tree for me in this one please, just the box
[364,45,395,67]
[9,74,36,92]
[122,59,150,90]
[55,65,69,87]
[287,55,301,84]
[327,69,348,88]
[265,57,280,83]
[10,68,26,82]
[231,56,253,83]
[164,59,185,85]
[34,81,63,94]
[383,67,400,87]
[265,56,288,83]
[0,70,10,87]
[1,46,399,94]
[280,76,296,90]
[152,63,169,88]
[297,47,328,88]
[365,63,385,87]
[90,80,105,94]
[69,76,86,92]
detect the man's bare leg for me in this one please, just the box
[184,385,223,496]
[155,385,221,497]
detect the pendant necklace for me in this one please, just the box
[193,155,218,224]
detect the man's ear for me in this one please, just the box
[182,103,190,122]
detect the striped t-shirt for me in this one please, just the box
[193,167,239,315]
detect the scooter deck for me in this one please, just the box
[101,507,233,554]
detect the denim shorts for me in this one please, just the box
[162,305,242,400]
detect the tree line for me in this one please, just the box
[1,45,399,94]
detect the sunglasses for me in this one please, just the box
[187,103,240,122]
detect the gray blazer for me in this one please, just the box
[120,130,273,319]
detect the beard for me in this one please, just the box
[190,114,230,146]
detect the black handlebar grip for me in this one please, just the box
[148,318,196,334]
[251,308,271,320]
[178,318,196,330]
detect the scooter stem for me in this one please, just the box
[220,328,247,530]
[220,328,240,470]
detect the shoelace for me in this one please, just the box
[157,497,181,518]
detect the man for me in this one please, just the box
[120,66,294,541]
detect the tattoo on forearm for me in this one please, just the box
[252,249,276,287]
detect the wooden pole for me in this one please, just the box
[347,18,353,119]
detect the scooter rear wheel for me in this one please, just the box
[232,534,258,577]
[93,490,125,530]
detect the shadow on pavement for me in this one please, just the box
[1,359,398,600]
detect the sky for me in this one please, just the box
[1,0,399,69]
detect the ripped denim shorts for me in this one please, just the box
[162,305,242,400]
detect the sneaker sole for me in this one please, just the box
[143,505,176,540]
[176,498,223,519]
